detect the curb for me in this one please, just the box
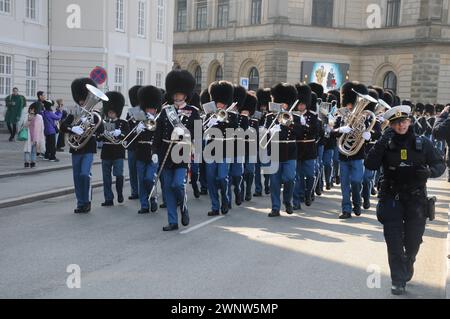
[0,161,102,179]
[0,178,130,209]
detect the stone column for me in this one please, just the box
[264,48,288,87]
[410,49,441,103]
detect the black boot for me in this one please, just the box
[180,205,190,226]
[101,201,114,207]
[245,174,253,201]
[268,210,280,217]
[24,162,30,168]
[138,208,150,214]
[391,285,406,296]
[285,203,294,215]
[233,178,242,206]
[163,224,179,232]
[30,162,36,168]
[150,198,158,213]
[192,182,200,199]
[116,176,124,203]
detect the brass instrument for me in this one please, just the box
[259,100,299,149]
[338,89,377,157]
[375,99,391,132]
[101,119,122,145]
[68,84,109,150]
[203,102,238,132]
[122,112,160,149]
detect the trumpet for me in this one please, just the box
[121,113,160,149]
[101,119,122,145]
[203,102,238,131]
[259,100,299,149]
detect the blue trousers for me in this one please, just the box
[227,161,244,206]
[270,160,297,211]
[362,168,375,203]
[323,148,334,186]
[127,150,139,197]
[102,159,124,202]
[72,153,94,208]
[161,168,187,225]
[339,159,364,213]
[293,159,316,206]
[136,160,158,209]
[255,161,270,193]
[316,145,324,190]
[333,146,340,179]
[206,162,230,212]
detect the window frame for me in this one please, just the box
[137,0,146,38]
[248,67,260,92]
[25,58,38,99]
[196,0,208,30]
[115,0,125,32]
[383,71,398,94]
[215,65,223,82]
[311,0,334,28]
[0,0,12,15]
[176,0,187,32]
[385,0,401,27]
[136,69,145,86]
[194,66,202,94]
[250,0,262,25]
[217,0,229,28]
[0,54,13,97]
[25,0,39,22]
[156,72,163,88]
[114,65,125,93]
[157,0,165,41]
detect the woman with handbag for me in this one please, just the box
[22,104,45,168]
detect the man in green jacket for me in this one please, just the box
[5,87,27,142]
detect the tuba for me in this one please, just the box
[338,89,377,157]
[68,84,109,150]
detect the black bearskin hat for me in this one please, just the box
[340,81,355,107]
[435,104,445,113]
[310,92,318,113]
[295,83,312,109]
[209,81,234,106]
[415,103,425,114]
[103,91,125,117]
[200,89,211,105]
[424,103,435,115]
[271,83,298,107]
[353,83,369,96]
[402,99,413,107]
[394,95,401,107]
[189,92,201,108]
[138,86,163,112]
[308,82,324,100]
[128,85,142,107]
[239,92,257,116]
[233,85,248,108]
[165,69,196,100]
[383,91,394,107]
[366,89,379,113]
[256,88,271,110]
[71,78,97,105]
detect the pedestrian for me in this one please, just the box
[5,87,27,142]
[22,103,45,168]
[42,100,62,162]
[433,104,450,182]
[365,105,445,295]
[56,99,68,152]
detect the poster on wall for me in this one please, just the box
[301,62,350,93]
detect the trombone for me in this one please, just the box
[259,100,299,149]
[121,113,160,149]
[203,102,238,132]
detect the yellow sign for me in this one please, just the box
[401,149,408,160]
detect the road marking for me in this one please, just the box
[180,216,225,234]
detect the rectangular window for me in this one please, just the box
[0,54,12,96]
[156,72,163,88]
[136,69,144,86]
[26,0,38,21]
[217,0,229,28]
[157,0,165,41]
[251,0,262,25]
[0,0,11,14]
[26,58,37,98]
[116,0,125,31]
[114,66,124,93]
[311,0,333,27]
[138,1,146,37]
[176,0,187,31]
[386,0,401,27]
[196,0,207,30]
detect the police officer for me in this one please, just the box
[152,70,199,231]
[60,78,104,214]
[135,86,162,214]
[433,104,450,182]
[99,91,129,207]
[365,105,445,295]
[126,85,143,201]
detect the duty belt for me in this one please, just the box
[163,139,191,145]
[297,139,315,143]
[138,141,153,145]
[271,140,296,144]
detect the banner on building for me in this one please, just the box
[301,62,350,93]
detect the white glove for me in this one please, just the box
[112,129,122,137]
[362,131,371,141]
[136,122,146,134]
[207,117,219,128]
[270,124,281,135]
[171,127,185,140]
[339,126,352,134]
[300,115,307,126]
[80,117,89,124]
[146,113,155,121]
[152,154,158,164]
[71,126,84,136]
[377,115,385,122]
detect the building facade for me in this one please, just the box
[0,0,174,120]
[173,0,450,104]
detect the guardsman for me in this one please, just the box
[254,88,272,197]
[433,104,450,182]
[99,91,129,207]
[135,86,162,215]
[365,105,445,295]
[126,85,142,201]
[152,70,199,231]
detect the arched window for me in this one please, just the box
[383,71,397,94]
[215,65,223,81]
[248,67,259,91]
[194,66,202,94]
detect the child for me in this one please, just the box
[23,104,45,168]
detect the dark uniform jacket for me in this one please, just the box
[97,119,129,160]
[331,116,369,162]
[204,110,239,159]
[152,104,200,169]
[433,111,450,165]
[365,127,445,193]
[296,111,319,161]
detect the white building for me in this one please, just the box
[0,0,174,121]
